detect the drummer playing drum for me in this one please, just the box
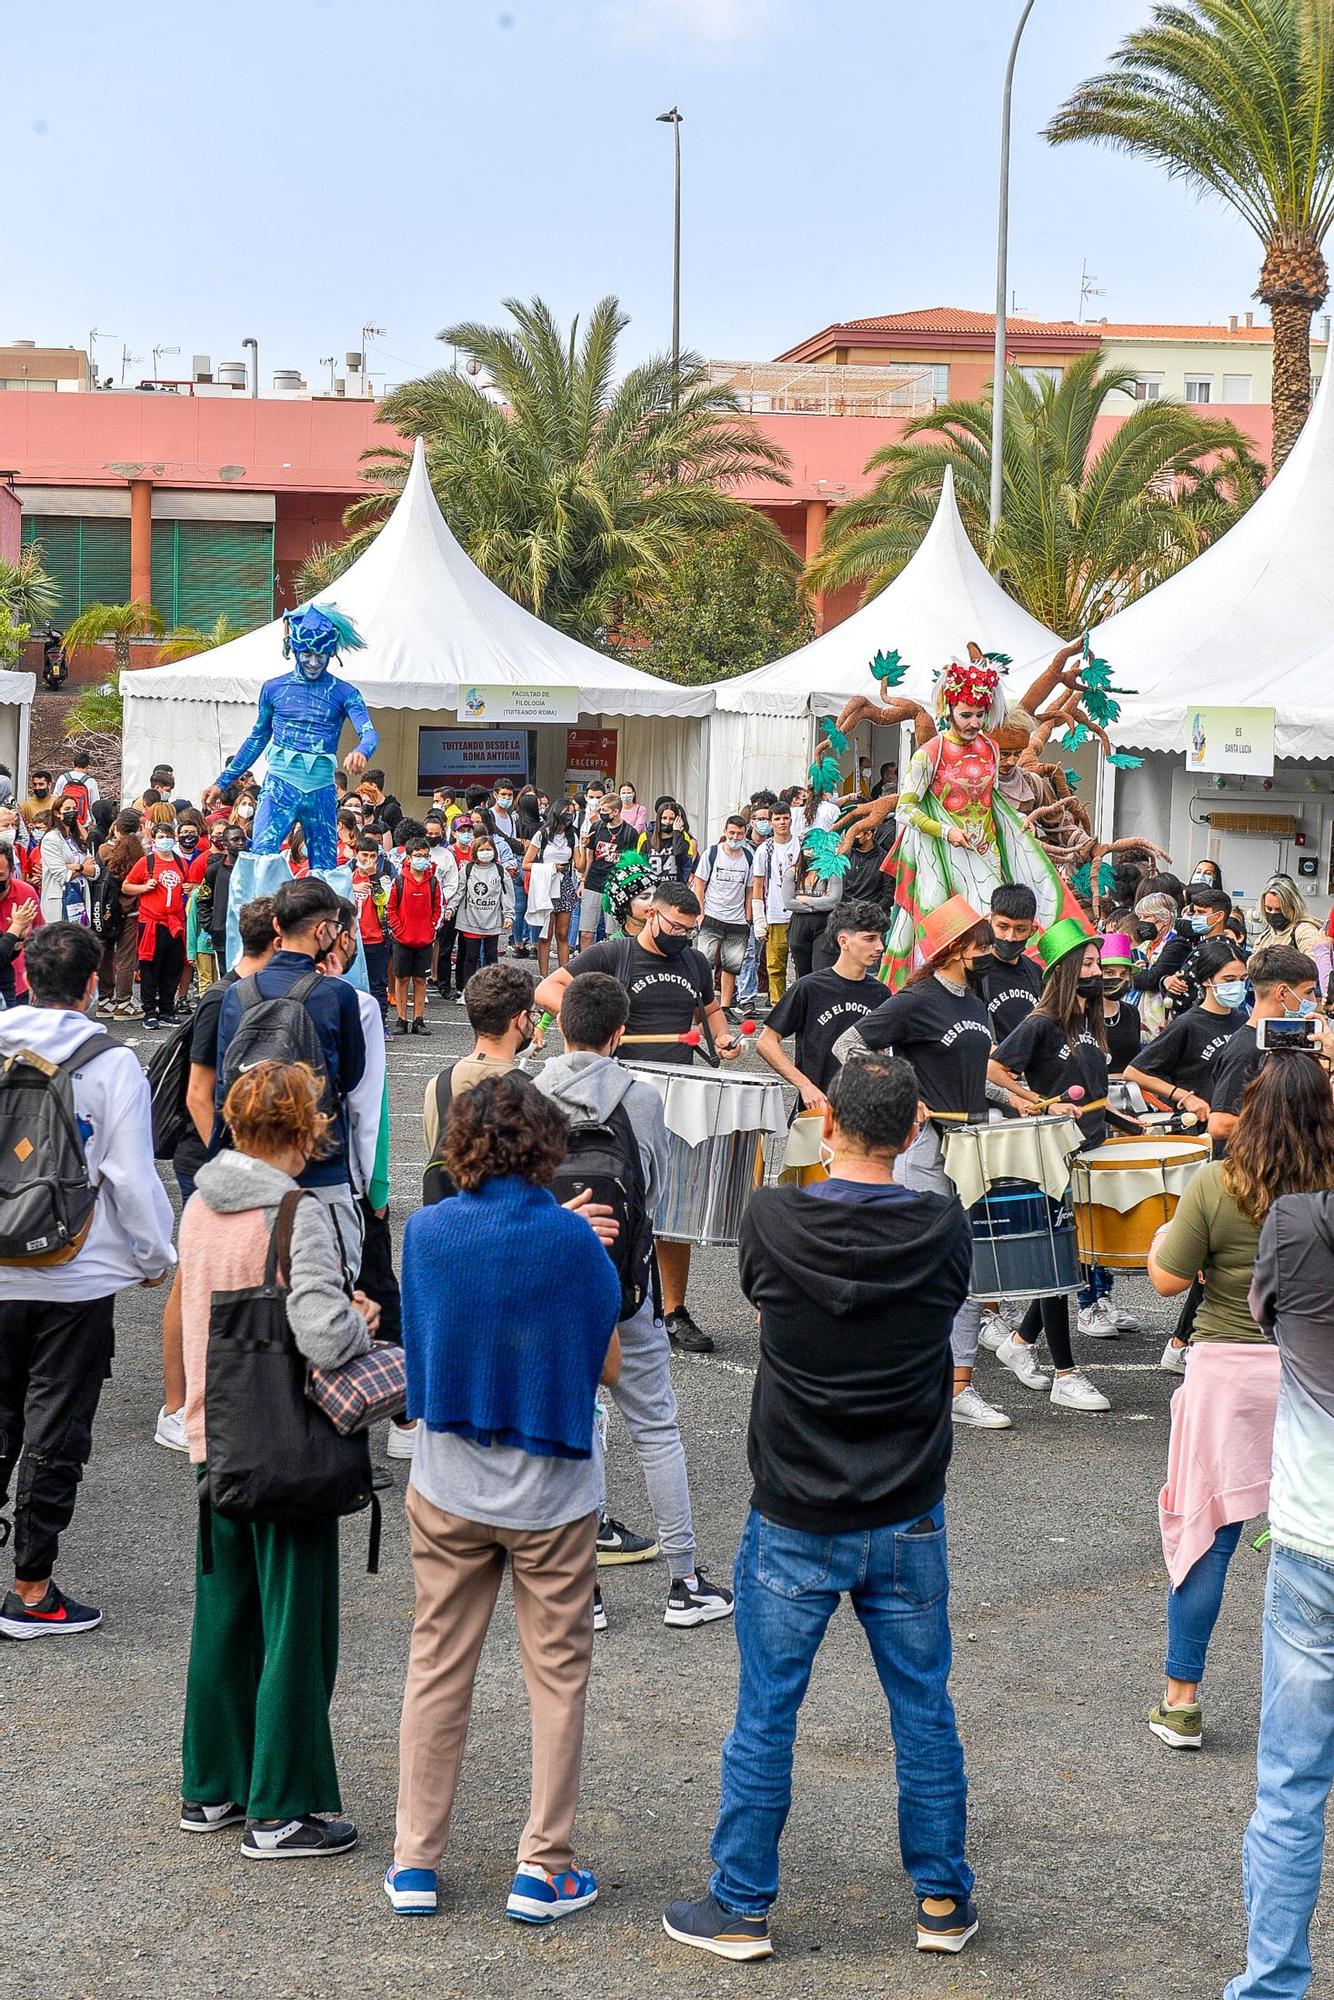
[987,920,1118,1413]
[835,894,1025,1434]
[535,879,742,1355]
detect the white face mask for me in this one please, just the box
[620,791,634,804]
[818,1141,836,1172]
[237,802,254,820]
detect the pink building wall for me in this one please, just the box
[0,484,19,565]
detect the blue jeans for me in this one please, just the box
[1164,1521,1244,1683]
[1078,1264,1113,1311]
[709,1505,972,1917]
[511,873,531,947]
[736,932,759,1006]
[1226,1545,1334,2000]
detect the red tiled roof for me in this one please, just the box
[1091,321,1276,343]
[840,306,1062,336]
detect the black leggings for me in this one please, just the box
[456,933,500,988]
[1019,1294,1074,1372]
[138,928,185,1021]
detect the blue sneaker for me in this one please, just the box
[506,1863,598,1924]
[663,1892,772,1961]
[916,1895,979,1953]
[383,1865,438,1914]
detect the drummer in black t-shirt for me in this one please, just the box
[1098,932,1145,1077]
[535,880,741,1355]
[839,894,1022,1435]
[1122,936,1248,1124]
[989,920,1115,1413]
[756,899,887,1106]
[970,883,1043,1042]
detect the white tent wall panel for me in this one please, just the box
[702,709,813,841]
[123,695,255,805]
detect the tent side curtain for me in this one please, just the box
[122,694,255,805]
[611,713,707,836]
[703,709,813,840]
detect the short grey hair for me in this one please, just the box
[1135,893,1177,930]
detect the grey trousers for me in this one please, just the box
[599,1297,695,1575]
[893,1122,980,1370]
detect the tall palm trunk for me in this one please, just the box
[1260,236,1329,468]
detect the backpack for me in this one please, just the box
[0,1035,119,1265]
[219,969,333,1119]
[421,1062,459,1205]
[200,1189,379,1571]
[90,866,125,945]
[144,1011,198,1160]
[57,776,92,822]
[549,1097,657,1321]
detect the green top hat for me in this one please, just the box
[1036,916,1095,978]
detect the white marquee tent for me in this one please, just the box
[120,438,713,817]
[1095,359,1334,759]
[700,468,1061,832]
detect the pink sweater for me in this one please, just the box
[179,1201,274,1465]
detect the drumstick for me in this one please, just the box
[619,1022,759,1048]
[1027,1084,1088,1113]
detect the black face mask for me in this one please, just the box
[1077,975,1105,1001]
[990,937,1026,963]
[654,925,693,959]
[1134,921,1158,942]
[1102,974,1130,999]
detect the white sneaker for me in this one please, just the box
[1160,1338,1189,1376]
[995,1332,1049,1391]
[1077,1301,1120,1339]
[952,1384,1012,1430]
[978,1313,1008,1354]
[154,1404,189,1453]
[1050,1370,1111,1413]
[386,1420,417,1459]
[1110,1306,1142,1332]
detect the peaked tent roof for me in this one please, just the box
[1095,364,1334,758]
[712,467,1061,717]
[120,437,713,719]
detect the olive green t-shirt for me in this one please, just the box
[1154,1160,1262,1342]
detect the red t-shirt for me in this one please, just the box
[124,853,188,936]
[183,849,209,886]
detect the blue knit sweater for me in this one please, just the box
[401,1176,621,1459]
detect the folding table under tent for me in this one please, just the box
[119,438,713,822]
[700,467,1062,834]
[1092,363,1334,914]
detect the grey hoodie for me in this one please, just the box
[193,1151,371,1370]
[535,1052,670,1209]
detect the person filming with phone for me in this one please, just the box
[1208,946,1326,1154]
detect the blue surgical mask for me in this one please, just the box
[1288,995,1318,1018]
[1212,979,1247,1011]
[753,819,772,837]
[1190,914,1210,934]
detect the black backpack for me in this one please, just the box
[90,865,125,945]
[0,1035,119,1265]
[422,1062,459,1205]
[549,1097,656,1321]
[144,1013,197,1160]
[201,1189,379,1570]
[219,969,332,1115]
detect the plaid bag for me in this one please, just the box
[306,1341,408,1436]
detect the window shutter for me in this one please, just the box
[21,515,129,620]
[172,521,274,630]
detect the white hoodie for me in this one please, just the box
[0,1009,176,1300]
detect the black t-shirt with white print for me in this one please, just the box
[993,1009,1109,1145]
[1135,1004,1247,1103]
[766,966,882,1092]
[857,976,994,1118]
[971,949,1043,1042]
[569,938,716,1067]
[583,822,640,892]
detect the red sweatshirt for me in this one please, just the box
[386,869,441,946]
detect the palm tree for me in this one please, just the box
[338,294,792,641]
[0,544,60,625]
[154,612,248,663]
[807,354,1267,636]
[62,599,164,673]
[291,542,357,604]
[1045,0,1334,467]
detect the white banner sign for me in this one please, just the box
[1186,705,1276,779]
[459,683,579,725]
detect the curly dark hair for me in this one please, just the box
[442,1071,570,1192]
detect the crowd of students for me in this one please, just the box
[4,746,1334,1995]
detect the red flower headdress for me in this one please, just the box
[939,659,1000,710]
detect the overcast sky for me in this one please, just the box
[7,0,1270,392]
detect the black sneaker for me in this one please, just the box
[917,1895,979,1954]
[0,1581,102,1640]
[664,1570,735,1629]
[142,1016,162,1031]
[395,1019,410,1037]
[592,1584,607,1634]
[241,1815,358,1859]
[663,1892,772,1961]
[411,1018,430,1035]
[180,1800,246,1833]
[596,1515,659,1566]
[664,1308,714,1355]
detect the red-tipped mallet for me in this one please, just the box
[619,1029,703,1047]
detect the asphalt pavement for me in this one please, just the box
[0,987,1296,2000]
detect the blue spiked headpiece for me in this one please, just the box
[282,602,365,663]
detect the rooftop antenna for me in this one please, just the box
[88,327,116,386]
[120,343,144,385]
[320,355,337,393]
[1077,258,1106,322]
[152,343,180,381]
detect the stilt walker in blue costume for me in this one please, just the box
[202,604,377,866]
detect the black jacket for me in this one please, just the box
[739,1183,971,1533]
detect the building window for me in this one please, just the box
[1019,365,1062,390]
[1221,373,1252,403]
[1133,373,1164,402]
[1185,376,1212,403]
[930,363,949,401]
[20,515,130,625]
[0,378,57,391]
[150,519,274,632]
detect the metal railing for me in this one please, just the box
[705,359,938,418]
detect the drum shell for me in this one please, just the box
[1072,1136,1210,1269]
[654,1126,765,1247]
[777,1108,829,1188]
[967,1181,1081,1301]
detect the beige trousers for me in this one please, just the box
[765,921,790,999]
[394,1483,597,1873]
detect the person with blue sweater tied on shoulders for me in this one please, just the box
[385,1071,622,1925]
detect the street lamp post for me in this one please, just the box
[656,106,684,408]
[989,0,1039,537]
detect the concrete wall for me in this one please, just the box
[0,484,19,565]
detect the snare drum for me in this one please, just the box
[941,1116,1083,1301]
[1109,1080,1175,1132]
[1071,1135,1210,1269]
[625,1062,787,1247]
[775,1108,828,1187]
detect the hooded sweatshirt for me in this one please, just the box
[534,1051,670,1209]
[739,1181,971,1533]
[179,1151,371,1463]
[1250,1190,1334,1559]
